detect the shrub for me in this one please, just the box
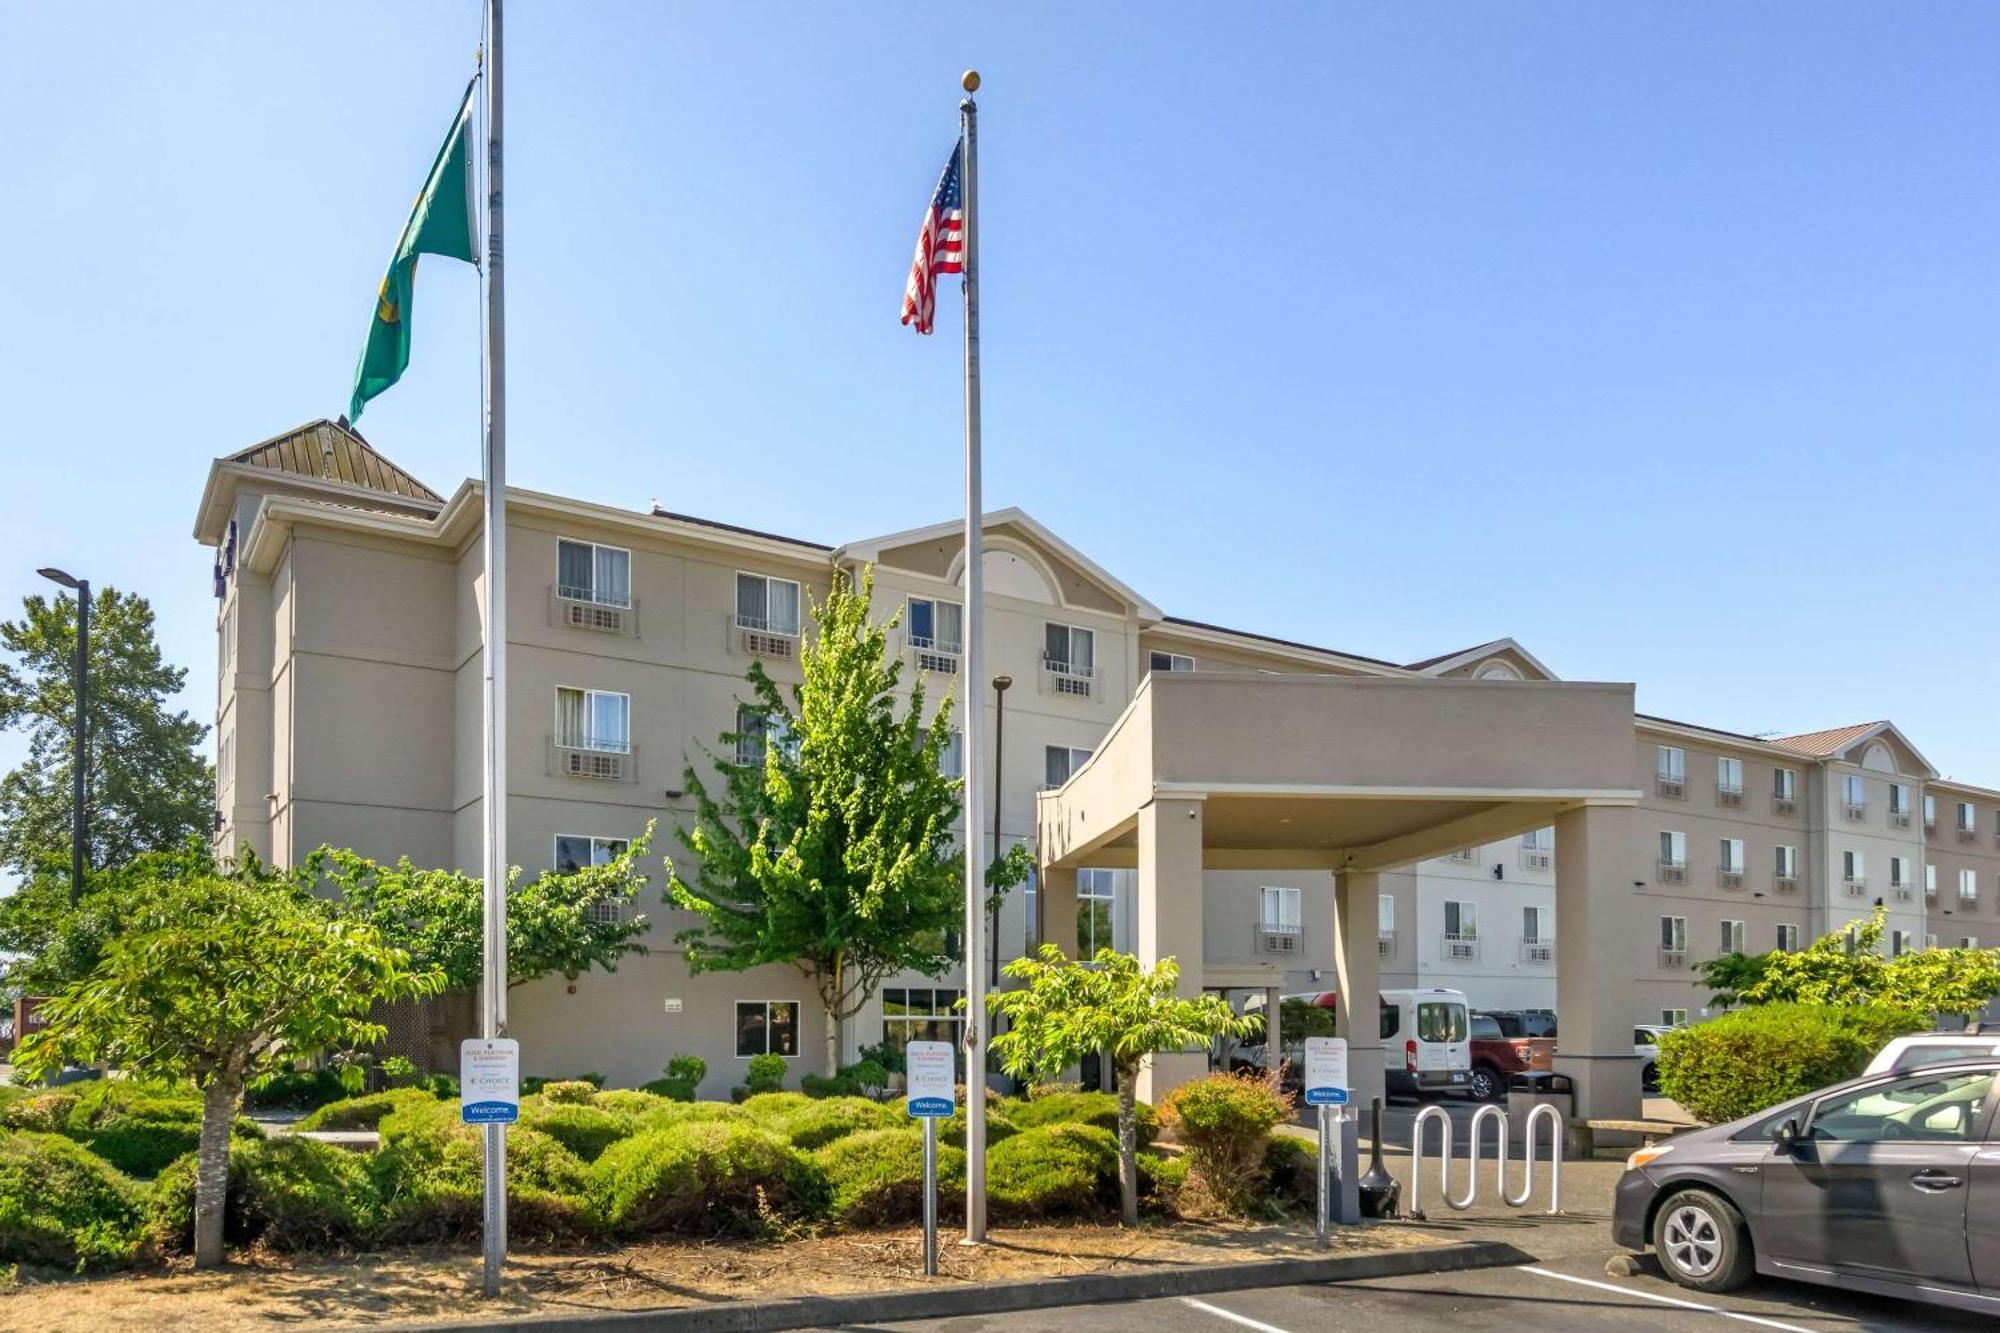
[640,1077,697,1103]
[0,1131,146,1270]
[986,1123,1118,1220]
[770,1096,900,1150]
[1658,1004,1925,1124]
[1161,1073,1292,1214]
[665,1054,707,1086]
[521,1073,605,1097]
[739,1091,812,1120]
[837,1060,889,1096]
[1259,1135,1314,1212]
[540,1080,600,1106]
[1136,1150,1190,1212]
[233,1137,379,1249]
[371,1116,592,1244]
[801,1074,860,1099]
[745,1053,788,1096]
[243,1067,350,1111]
[297,1089,434,1132]
[59,1081,261,1179]
[415,1073,458,1099]
[0,1091,80,1135]
[1010,1091,1158,1148]
[922,1098,1020,1150]
[815,1127,964,1226]
[857,1041,905,1076]
[526,1103,637,1162]
[380,1056,418,1086]
[1027,1081,1082,1101]
[597,1090,677,1118]
[585,1120,828,1236]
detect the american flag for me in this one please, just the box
[899,143,964,335]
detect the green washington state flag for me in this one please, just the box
[349,80,478,420]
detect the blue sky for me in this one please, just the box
[2,3,1996,785]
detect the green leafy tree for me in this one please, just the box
[0,587,212,875]
[0,837,219,996]
[987,946,1262,1225]
[669,568,964,1073]
[1720,907,2000,1020]
[14,868,440,1268]
[1692,949,1776,1009]
[312,825,657,990]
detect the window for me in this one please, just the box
[1843,774,1866,816]
[1522,905,1552,943]
[1043,744,1093,789]
[1044,623,1096,694]
[1961,868,1979,903]
[1807,1070,1995,1143]
[736,706,794,767]
[1923,794,1937,829]
[736,572,801,635]
[880,987,963,1063]
[1078,867,1119,955]
[1657,746,1685,781]
[1925,934,1939,951]
[1959,801,1978,832]
[908,597,963,670]
[554,834,628,872]
[555,687,630,752]
[1522,828,1552,850]
[1775,844,1798,879]
[1416,1002,1467,1043]
[1719,838,1744,873]
[1660,916,1687,952]
[1963,936,1980,951]
[1889,783,1909,814]
[933,729,964,779]
[1149,650,1195,674]
[1890,856,1910,889]
[1378,893,1395,934]
[1773,768,1796,802]
[1259,885,1301,933]
[734,1001,800,1058]
[1842,849,1864,883]
[1719,919,1745,955]
[1659,830,1687,867]
[557,539,631,607]
[1716,758,1743,793]
[1659,1008,1689,1027]
[1927,863,1938,896]
[1776,923,1801,952]
[217,729,235,793]
[1890,929,1913,957]
[1444,900,1478,939]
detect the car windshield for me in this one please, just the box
[1469,1014,1504,1040]
[1417,1002,1468,1043]
[1893,1045,2000,1072]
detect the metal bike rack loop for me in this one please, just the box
[1408,1102,1562,1219]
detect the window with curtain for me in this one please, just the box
[1776,844,1797,877]
[558,539,631,606]
[1044,745,1092,788]
[1659,916,1686,952]
[1720,838,1744,872]
[1720,920,1745,954]
[1777,924,1800,952]
[1522,905,1551,943]
[1258,886,1300,932]
[554,834,628,872]
[555,687,629,752]
[1659,830,1686,866]
[1843,849,1865,881]
[1378,893,1395,934]
[1444,900,1477,939]
[1044,623,1095,672]
[1149,650,1194,674]
[736,573,801,634]
[908,597,963,651]
[1717,757,1743,791]
[1656,746,1685,780]
[1774,768,1795,800]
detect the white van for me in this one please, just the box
[1381,988,1471,1097]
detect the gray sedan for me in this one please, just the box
[1612,1058,2000,1317]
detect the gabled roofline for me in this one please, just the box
[1406,637,1559,681]
[195,459,444,544]
[1771,720,1939,780]
[834,506,1163,622]
[1635,713,1811,762]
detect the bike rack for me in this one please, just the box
[1407,1102,1562,1219]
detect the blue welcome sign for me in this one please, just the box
[906,1040,955,1118]
[461,1038,521,1125]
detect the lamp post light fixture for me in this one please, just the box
[37,567,89,907]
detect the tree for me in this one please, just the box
[14,868,439,1267]
[311,825,656,990]
[1692,949,1776,1009]
[0,587,213,876]
[669,568,964,1074]
[987,946,1262,1225]
[0,837,216,996]
[1717,907,2000,1020]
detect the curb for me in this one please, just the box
[381,1238,1532,1332]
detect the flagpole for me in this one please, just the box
[478,0,510,1299]
[957,70,988,1246]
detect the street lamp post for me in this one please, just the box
[37,567,88,907]
[989,675,1011,988]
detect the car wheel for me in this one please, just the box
[1653,1188,1753,1293]
[1466,1064,1503,1102]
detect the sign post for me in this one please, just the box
[905,1039,955,1276]
[461,1038,521,1126]
[1303,1036,1350,1246]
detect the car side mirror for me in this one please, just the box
[1770,1117,1800,1152]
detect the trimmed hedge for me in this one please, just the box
[739,1091,811,1119]
[916,1098,1021,1150]
[585,1120,828,1236]
[1658,1004,1925,1124]
[525,1102,637,1162]
[0,1130,146,1270]
[244,1068,352,1111]
[372,1097,594,1243]
[539,1080,600,1106]
[1009,1091,1158,1148]
[640,1077,697,1103]
[767,1097,900,1150]
[297,1088,436,1132]
[986,1123,1118,1221]
[54,1081,262,1179]
[814,1127,965,1227]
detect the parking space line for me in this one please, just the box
[1179,1296,1296,1333]
[1521,1266,1816,1331]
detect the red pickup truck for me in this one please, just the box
[1467,1010,1555,1101]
